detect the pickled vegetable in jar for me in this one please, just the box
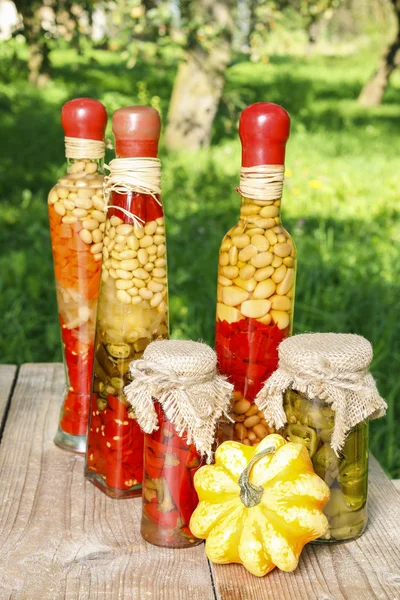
[142,402,203,548]
[282,389,368,542]
[256,333,387,543]
[124,339,234,548]
[50,98,107,453]
[85,106,169,498]
[215,103,296,447]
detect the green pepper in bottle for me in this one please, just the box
[306,406,335,430]
[312,443,340,486]
[330,522,365,541]
[329,508,365,530]
[338,460,368,510]
[341,424,367,464]
[320,428,332,444]
[324,488,352,518]
[287,423,319,457]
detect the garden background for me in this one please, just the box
[0,0,399,477]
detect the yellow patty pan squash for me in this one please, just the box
[190,434,330,577]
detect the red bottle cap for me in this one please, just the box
[239,102,290,167]
[112,106,161,158]
[61,98,107,141]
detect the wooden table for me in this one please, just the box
[0,364,399,600]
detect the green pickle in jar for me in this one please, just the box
[281,389,368,542]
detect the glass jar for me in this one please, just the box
[141,402,203,548]
[215,103,295,448]
[50,99,107,453]
[85,106,169,498]
[281,389,368,542]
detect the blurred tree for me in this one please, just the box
[358,0,400,106]
[278,0,340,45]
[164,0,235,150]
[14,0,94,84]
[14,0,52,85]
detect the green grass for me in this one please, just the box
[0,41,399,477]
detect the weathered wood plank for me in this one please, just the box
[0,364,17,430]
[0,364,215,600]
[210,455,400,600]
[392,480,400,493]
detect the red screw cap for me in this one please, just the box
[112,106,161,158]
[61,98,107,141]
[239,102,290,167]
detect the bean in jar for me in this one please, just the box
[280,390,368,542]
[85,106,169,498]
[50,98,107,454]
[86,196,168,497]
[49,165,105,445]
[215,104,295,448]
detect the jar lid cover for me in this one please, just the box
[124,340,233,461]
[255,332,387,454]
[278,332,373,373]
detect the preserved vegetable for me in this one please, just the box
[141,403,202,548]
[281,389,368,542]
[215,103,296,447]
[85,106,169,498]
[50,98,107,453]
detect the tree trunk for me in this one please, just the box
[15,1,52,85]
[358,0,400,107]
[27,40,51,86]
[246,0,258,50]
[164,0,234,150]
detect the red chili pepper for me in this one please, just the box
[145,445,164,479]
[86,392,145,489]
[215,317,289,401]
[144,502,179,529]
[105,462,137,490]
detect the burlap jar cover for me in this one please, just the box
[255,333,387,454]
[124,339,234,462]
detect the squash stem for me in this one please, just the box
[238,445,276,508]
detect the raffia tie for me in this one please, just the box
[256,338,387,455]
[124,340,234,462]
[236,165,285,202]
[103,157,162,228]
[65,136,105,159]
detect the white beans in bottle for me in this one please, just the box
[50,98,107,454]
[85,106,169,499]
[215,103,296,447]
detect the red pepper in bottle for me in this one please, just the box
[50,98,107,453]
[141,403,203,548]
[215,103,296,447]
[85,106,169,498]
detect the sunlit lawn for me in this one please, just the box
[0,41,399,476]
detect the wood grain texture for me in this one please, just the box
[0,364,17,427]
[210,455,400,600]
[392,480,400,493]
[0,364,215,600]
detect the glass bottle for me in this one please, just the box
[141,402,203,548]
[50,98,107,453]
[281,389,368,543]
[85,106,169,498]
[215,103,296,447]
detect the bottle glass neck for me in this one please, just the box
[67,157,104,174]
[239,195,282,223]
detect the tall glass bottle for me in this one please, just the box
[85,106,169,498]
[49,98,107,453]
[215,103,296,447]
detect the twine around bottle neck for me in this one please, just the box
[236,164,285,203]
[64,137,106,160]
[103,157,162,228]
